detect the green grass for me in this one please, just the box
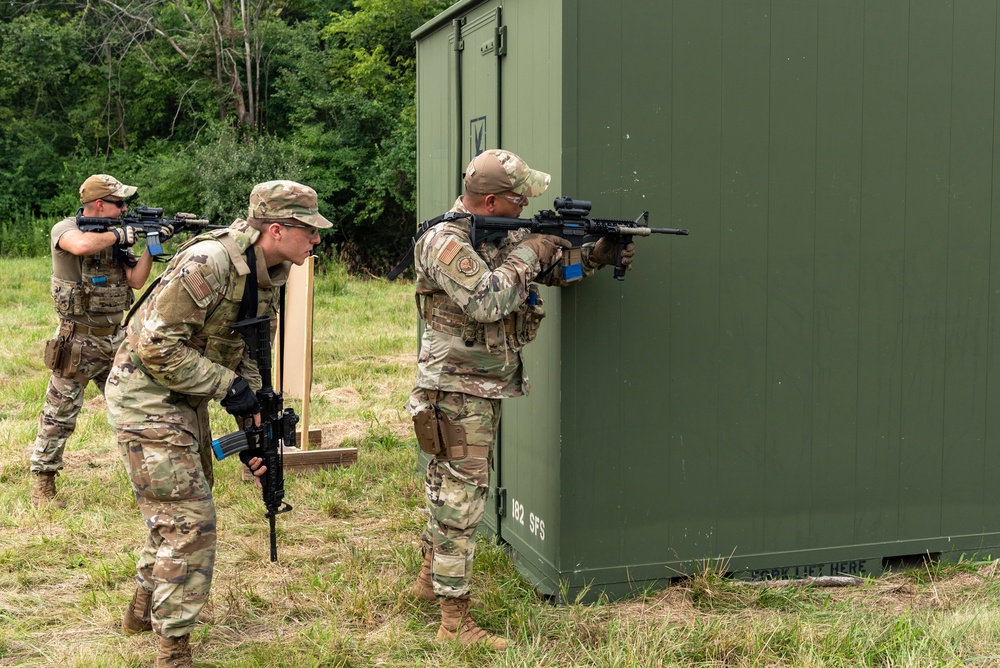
[4,256,1000,666]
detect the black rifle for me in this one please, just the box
[77,205,224,257]
[211,315,297,562]
[387,197,689,281]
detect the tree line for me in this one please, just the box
[0,0,454,271]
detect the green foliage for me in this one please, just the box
[0,213,56,258]
[137,129,305,223]
[0,0,457,269]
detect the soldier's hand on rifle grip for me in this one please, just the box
[591,238,636,268]
[519,234,572,269]
[239,453,267,488]
[159,223,174,242]
[112,225,138,247]
[221,376,260,418]
[619,241,637,269]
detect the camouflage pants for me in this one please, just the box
[117,411,216,638]
[408,388,500,599]
[31,328,123,473]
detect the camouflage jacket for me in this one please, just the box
[106,220,289,428]
[413,197,594,398]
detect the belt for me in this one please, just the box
[68,322,121,336]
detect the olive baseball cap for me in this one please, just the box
[464,149,551,198]
[248,180,332,229]
[79,174,137,204]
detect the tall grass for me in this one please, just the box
[3,257,1000,667]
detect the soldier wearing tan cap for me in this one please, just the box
[29,174,162,506]
[406,149,635,649]
[105,180,329,668]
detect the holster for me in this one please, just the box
[412,397,483,461]
[43,320,75,373]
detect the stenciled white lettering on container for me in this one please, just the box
[510,498,545,541]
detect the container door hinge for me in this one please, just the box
[496,487,507,517]
[496,24,507,56]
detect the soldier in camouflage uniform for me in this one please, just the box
[29,174,168,507]
[105,181,330,668]
[407,149,636,648]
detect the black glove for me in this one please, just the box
[220,376,260,418]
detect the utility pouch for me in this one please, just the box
[83,280,132,314]
[43,337,66,371]
[514,285,546,347]
[413,407,444,456]
[60,339,84,377]
[51,277,84,317]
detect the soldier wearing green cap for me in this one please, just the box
[29,174,169,506]
[105,180,330,668]
[406,149,636,649]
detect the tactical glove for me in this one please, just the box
[112,225,138,247]
[590,238,636,269]
[518,234,572,269]
[158,224,174,243]
[220,376,260,418]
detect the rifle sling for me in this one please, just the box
[236,247,259,325]
[386,212,471,280]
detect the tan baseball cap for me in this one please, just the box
[79,174,137,204]
[464,149,551,198]
[248,180,332,229]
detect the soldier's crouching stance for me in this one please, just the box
[105,181,330,668]
[407,150,635,648]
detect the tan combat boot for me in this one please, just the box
[30,471,57,507]
[156,634,192,668]
[122,584,153,634]
[437,596,508,649]
[411,549,435,602]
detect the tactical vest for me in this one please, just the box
[50,245,132,320]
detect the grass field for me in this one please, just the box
[3,256,1000,667]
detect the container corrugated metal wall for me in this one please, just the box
[414,0,1000,602]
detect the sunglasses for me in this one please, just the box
[279,221,314,230]
[100,198,126,208]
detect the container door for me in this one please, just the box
[450,2,505,536]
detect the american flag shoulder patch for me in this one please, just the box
[438,239,462,265]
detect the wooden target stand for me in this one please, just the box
[243,256,357,478]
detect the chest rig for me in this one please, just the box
[50,245,132,318]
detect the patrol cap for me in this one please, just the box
[79,174,137,204]
[464,149,550,198]
[248,180,332,229]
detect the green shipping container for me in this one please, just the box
[413,0,1000,602]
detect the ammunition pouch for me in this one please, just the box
[51,275,132,318]
[417,291,544,352]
